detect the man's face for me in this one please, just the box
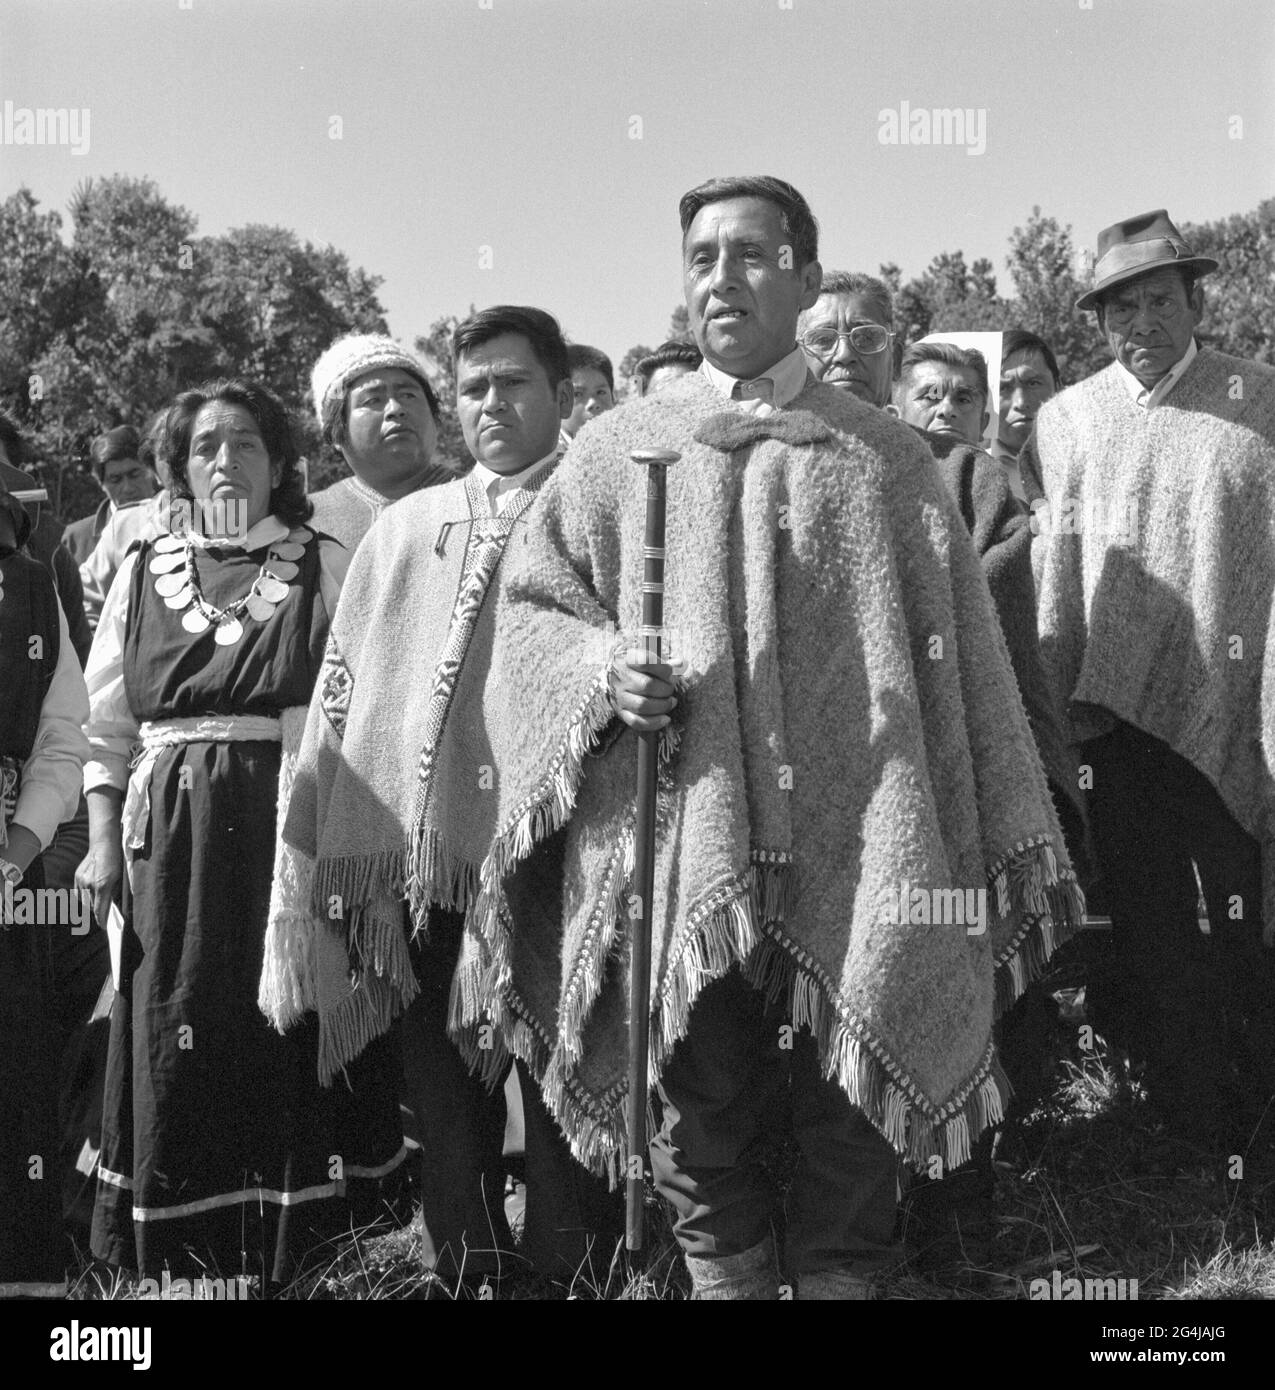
[896,362,989,445]
[802,292,893,407]
[642,363,697,396]
[1098,267,1202,388]
[342,367,438,484]
[998,349,1056,453]
[683,196,822,381]
[100,455,158,506]
[456,332,573,475]
[563,366,614,438]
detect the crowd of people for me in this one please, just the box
[2,175,1273,1301]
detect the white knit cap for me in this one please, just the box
[310,333,432,431]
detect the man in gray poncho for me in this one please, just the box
[1024,209,1275,1151]
[452,177,1082,1299]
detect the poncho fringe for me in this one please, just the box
[451,661,1084,1177]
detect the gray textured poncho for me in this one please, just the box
[451,373,1083,1175]
[1026,347,1275,931]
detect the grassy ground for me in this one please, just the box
[66,1026,1275,1301]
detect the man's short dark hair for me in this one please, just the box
[895,341,990,406]
[809,270,894,329]
[1002,329,1061,389]
[566,344,614,394]
[160,379,311,528]
[636,341,703,390]
[452,306,570,390]
[89,424,143,479]
[678,176,819,269]
[0,410,26,468]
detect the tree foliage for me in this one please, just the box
[1182,199,1275,365]
[414,310,473,473]
[0,176,390,519]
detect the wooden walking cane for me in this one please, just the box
[626,446,679,1257]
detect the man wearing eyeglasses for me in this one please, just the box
[1028,209,1275,1155]
[798,271,895,407]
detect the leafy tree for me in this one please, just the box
[415,311,473,473]
[1005,208,1108,383]
[0,177,394,519]
[1182,199,1275,364]
[667,303,693,343]
[895,250,1012,344]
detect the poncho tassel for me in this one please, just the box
[316,967,418,1087]
[742,927,1010,1171]
[989,838,1085,1020]
[259,705,322,1033]
[404,824,482,937]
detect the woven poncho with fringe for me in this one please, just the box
[1023,348,1275,936]
[273,467,560,1081]
[449,373,1083,1178]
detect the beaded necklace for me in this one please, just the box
[148,525,313,646]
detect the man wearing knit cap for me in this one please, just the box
[441,177,1081,1299]
[1025,208,1275,1152]
[308,333,454,551]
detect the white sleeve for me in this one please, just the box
[82,549,141,795]
[13,602,91,850]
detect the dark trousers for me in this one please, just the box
[0,858,64,1294]
[1083,722,1275,1139]
[399,909,622,1284]
[39,798,111,1238]
[650,967,898,1277]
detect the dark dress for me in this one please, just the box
[0,550,65,1298]
[91,526,407,1285]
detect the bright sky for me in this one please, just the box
[2,0,1272,371]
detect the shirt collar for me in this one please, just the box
[471,442,562,517]
[186,514,288,552]
[1116,336,1198,411]
[699,345,811,410]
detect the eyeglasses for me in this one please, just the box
[800,325,892,358]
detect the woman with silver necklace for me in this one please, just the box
[76,379,409,1289]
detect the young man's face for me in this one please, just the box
[998,349,1056,453]
[896,362,989,445]
[563,367,614,438]
[683,196,821,381]
[100,455,158,507]
[1098,267,1202,389]
[456,332,572,475]
[342,367,438,486]
[802,292,893,407]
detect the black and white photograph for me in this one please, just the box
[0,0,1272,1362]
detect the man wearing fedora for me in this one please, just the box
[1025,209,1275,1155]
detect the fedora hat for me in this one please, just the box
[1075,209,1218,312]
